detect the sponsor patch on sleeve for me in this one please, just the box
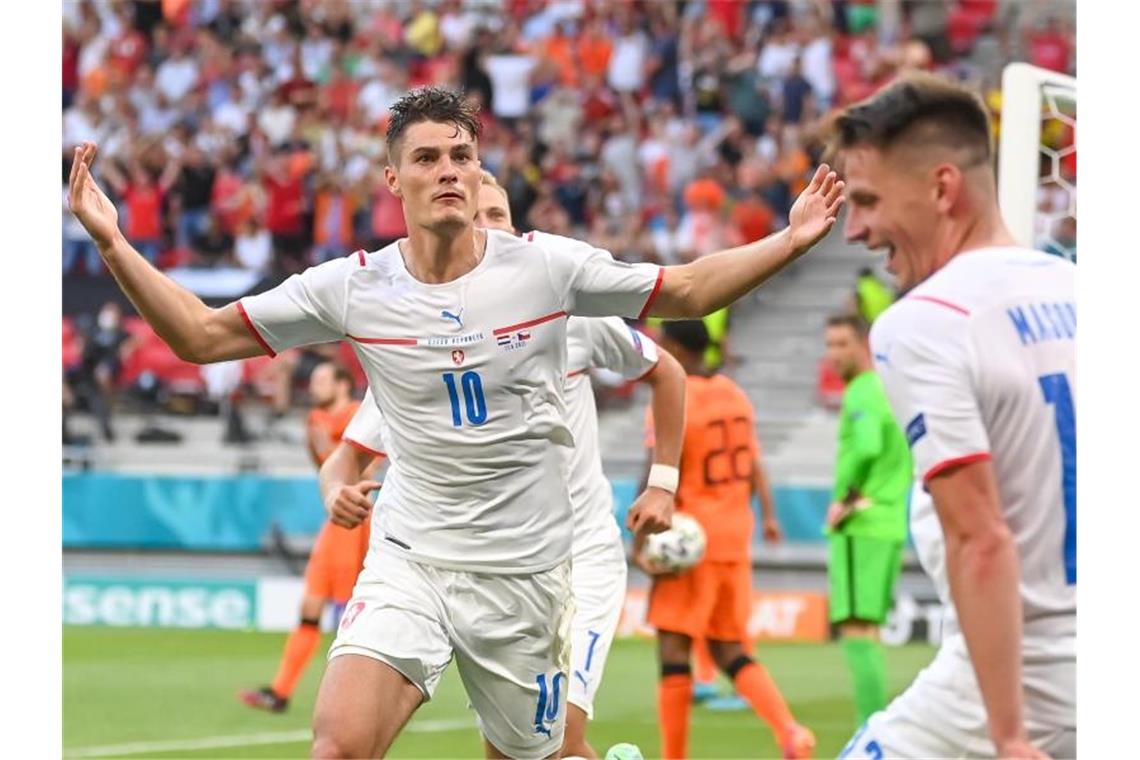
[905,413,927,447]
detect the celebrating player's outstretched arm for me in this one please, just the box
[648,165,844,319]
[68,142,262,363]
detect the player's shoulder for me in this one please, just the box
[354,241,404,276]
[707,373,754,408]
[523,229,593,257]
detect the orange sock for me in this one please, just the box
[693,638,717,685]
[270,622,321,698]
[658,671,693,759]
[731,659,796,744]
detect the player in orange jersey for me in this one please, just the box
[240,362,381,713]
[636,321,814,759]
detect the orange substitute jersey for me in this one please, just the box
[307,400,361,468]
[646,374,759,562]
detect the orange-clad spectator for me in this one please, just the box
[683,177,727,212]
[577,18,613,80]
[313,175,358,263]
[544,23,579,87]
[161,0,192,27]
[731,191,776,244]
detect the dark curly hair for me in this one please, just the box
[386,86,482,164]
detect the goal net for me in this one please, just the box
[997,63,1077,263]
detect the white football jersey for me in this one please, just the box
[871,247,1075,641]
[240,229,662,572]
[564,315,659,554]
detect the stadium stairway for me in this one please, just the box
[598,232,881,486]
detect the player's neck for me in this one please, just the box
[400,226,487,284]
[941,208,1018,268]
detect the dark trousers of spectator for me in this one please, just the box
[272,231,310,274]
[64,238,102,275]
[178,208,211,249]
[132,238,161,266]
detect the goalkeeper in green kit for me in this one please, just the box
[822,314,912,726]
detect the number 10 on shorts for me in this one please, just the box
[533,671,565,738]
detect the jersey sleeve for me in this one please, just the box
[343,388,388,458]
[870,304,989,483]
[535,232,663,319]
[237,257,352,356]
[584,316,660,381]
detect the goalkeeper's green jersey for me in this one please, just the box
[830,371,912,541]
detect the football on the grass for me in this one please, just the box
[644,513,706,572]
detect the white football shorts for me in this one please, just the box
[330,549,575,758]
[567,538,628,718]
[839,633,1076,759]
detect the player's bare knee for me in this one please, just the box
[310,731,364,760]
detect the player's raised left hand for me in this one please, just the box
[627,486,675,538]
[787,164,845,254]
[68,142,122,250]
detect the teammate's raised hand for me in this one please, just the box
[787,164,845,254]
[627,486,675,539]
[325,479,381,528]
[68,142,122,249]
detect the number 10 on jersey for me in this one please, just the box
[443,371,487,427]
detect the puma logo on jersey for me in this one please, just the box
[441,308,464,329]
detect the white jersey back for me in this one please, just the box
[240,229,661,572]
[871,247,1075,641]
[564,315,659,555]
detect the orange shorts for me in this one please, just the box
[303,519,371,603]
[647,559,752,641]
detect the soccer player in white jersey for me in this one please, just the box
[829,73,1075,760]
[67,86,843,758]
[318,171,689,759]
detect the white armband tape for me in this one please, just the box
[647,464,680,494]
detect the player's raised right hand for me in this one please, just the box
[325,480,381,528]
[68,142,122,249]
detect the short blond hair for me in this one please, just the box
[480,169,509,200]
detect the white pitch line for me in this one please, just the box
[63,718,474,758]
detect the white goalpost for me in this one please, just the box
[998,62,1077,261]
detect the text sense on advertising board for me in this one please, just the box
[63,577,257,629]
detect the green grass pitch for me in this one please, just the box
[64,627,935,758]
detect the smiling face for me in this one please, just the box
[841,145,944,293]
[385,120,482,235]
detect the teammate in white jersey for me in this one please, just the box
[319,171,689,760]
[67,86,843,758]
[829,73,1075,759]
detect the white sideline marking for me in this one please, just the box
[63,718,473,758]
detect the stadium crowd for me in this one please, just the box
[62,0,1075,435]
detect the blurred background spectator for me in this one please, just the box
[62,0,1075,432]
